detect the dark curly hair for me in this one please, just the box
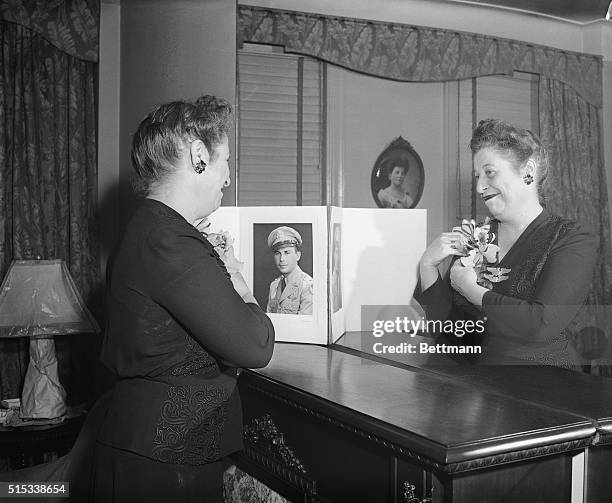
[130,94,233,195]
[470,119,549,202]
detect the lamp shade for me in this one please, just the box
[0,260,100,420]
[0,260,100,338]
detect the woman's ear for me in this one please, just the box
[524,157,537,177]
[189,139,211,169]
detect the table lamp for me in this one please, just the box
[0,260,100,420]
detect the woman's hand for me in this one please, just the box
[221,244,244,274]
[419,232,465,291]
[450,261,477,293]
[450,261,487,307]
[421,232,465,267]
[197,222,245,274]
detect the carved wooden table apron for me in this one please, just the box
[237,343,606,503]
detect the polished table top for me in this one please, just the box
[249,343,597,465]
[337,331,612,435]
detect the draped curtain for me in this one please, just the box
[0,0,100,403]
[238,6,602,106]
[539,78,612,371]
[238,5,612,368]
[539,78,611,301]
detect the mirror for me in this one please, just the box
[236,34,537,359]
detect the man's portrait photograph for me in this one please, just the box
[253,223,314,315]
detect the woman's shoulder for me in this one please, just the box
[123,199,192,239]
[543,211,598,250]
[128,201,216,267]
[132,200,198,238]
[544,211,595,235]
[135,199,191,227]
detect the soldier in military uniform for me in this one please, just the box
[266,226,313,315]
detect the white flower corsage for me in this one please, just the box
[195,219,244,274]
[452,218,510,288]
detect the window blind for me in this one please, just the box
[456,73,535,221]
[238,49,322,206]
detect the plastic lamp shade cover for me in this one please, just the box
[0,260,100,419]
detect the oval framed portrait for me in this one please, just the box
[371,137,424,209]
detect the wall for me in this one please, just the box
[99,2,121,274]
[606,60,612,233]
[98,0,237,263]
[327,66,445,242]
[120,0,237,213]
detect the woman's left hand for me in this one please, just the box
[450,261,477,292]
[450,261,486,306]
[222,245,244,274]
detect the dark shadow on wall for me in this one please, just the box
[79,175,139,400]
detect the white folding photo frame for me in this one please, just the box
[208,206,426,345]
[208,206,328,344]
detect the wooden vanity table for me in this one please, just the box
[236,341,612,503]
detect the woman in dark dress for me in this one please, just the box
[92,95,275,501]
[415,119,597,367]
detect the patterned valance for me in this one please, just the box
[238,5,602,108]
[0,0,99,62]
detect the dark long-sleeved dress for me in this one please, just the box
[93,199,275,502]
[414,209,597,367]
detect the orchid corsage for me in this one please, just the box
[196,219,244,274]
[452,218,511,289]
[206,230,244,274]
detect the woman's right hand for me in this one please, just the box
[420,231,466,268]
[418,232,465,291]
